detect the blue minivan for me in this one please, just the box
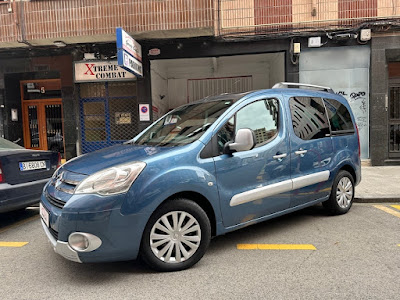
[40,83,361,271]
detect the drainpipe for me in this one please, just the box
[311,0,317,17]
[11,0,33,47]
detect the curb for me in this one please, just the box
[354,197,400,203]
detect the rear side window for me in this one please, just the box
[289,97,330,140]
[323,98,355,134]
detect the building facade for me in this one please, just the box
[0,0,399,164]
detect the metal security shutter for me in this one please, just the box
[188,76,252,103]
[79,82,138,153]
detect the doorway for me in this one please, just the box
[20,79,65,156]
[389,80,400,158]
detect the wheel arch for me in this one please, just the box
[338,164,357,183]
[163,191,217,237]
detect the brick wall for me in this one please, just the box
[0,0,214,46]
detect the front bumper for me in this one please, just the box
[41,219,81,263]
[40,192,150,263]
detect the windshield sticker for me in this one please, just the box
[164,115,178,125]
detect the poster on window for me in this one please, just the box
[115,112,132,125]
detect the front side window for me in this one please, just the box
[290,97,330,140]
[135,100,233,147]
[216,98,279,154]
[323,98,355,134]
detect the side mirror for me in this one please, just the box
[224,128,256,154]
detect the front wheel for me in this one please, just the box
[323,170,355,215]
[140,198,211,272]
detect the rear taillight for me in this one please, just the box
[0,162,3,183]
[57,152,62,168]
[356,124,361,158]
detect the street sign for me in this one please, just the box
[139,104,150,121]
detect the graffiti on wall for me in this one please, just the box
[336,90,368,131]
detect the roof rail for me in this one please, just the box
[272,82,334,93]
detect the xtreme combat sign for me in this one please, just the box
[74,60,136,83]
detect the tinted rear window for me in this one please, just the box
[289,97,330,140]
[323,98,354,133]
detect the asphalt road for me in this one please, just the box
[0,203,399,300]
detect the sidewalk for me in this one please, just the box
[355,166,400,203]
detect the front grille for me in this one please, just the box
[48,227,59,240]
[46,192,66,209]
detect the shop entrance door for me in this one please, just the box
[20,79,65,155]
[389,80,400,158]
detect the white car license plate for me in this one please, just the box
[40,203,50,227]
[19,160,46,171]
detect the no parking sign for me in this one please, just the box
[139,104,150,121]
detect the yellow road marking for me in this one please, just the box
[0,215,39,235]
[0,242,28,247]
[374,205,400,219]
[237,244,316,250]
[391,205,400,211]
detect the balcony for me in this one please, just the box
[219,0,400,37]
[0,0,215,48]
[1,0,400,48]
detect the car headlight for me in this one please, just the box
[74,162,146,196]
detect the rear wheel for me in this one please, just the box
[323,170,354,215]
[140,198,211,272]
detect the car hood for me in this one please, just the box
[63,144,179,175]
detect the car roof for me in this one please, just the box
[190,87,348,106]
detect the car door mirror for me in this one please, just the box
[224,128,256,154]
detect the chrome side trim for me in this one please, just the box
[41,220,81,263]
[230,180,293,207]
[292,170,330,190]
[229,170,330,207]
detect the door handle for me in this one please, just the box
[295,148,307,157]
[273,153,287,162]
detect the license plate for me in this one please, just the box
[39,203,49,227]
[19,160,46,171]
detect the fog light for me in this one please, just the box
[68,233,102,252]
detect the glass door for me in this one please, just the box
[389,83,400,158]
[21,79,65,156]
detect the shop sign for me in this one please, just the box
[118,50,143,77]
[115,112,132,125]
[116,27,142,62]
[139,104,150,121]
[116,27,143,77]
[74,60,135,83]
[149,48,161,56]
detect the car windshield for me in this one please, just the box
[0,137,24,150]
[134,100,234,147]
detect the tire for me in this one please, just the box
[323,170,355,215]
[140,198,211,272]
